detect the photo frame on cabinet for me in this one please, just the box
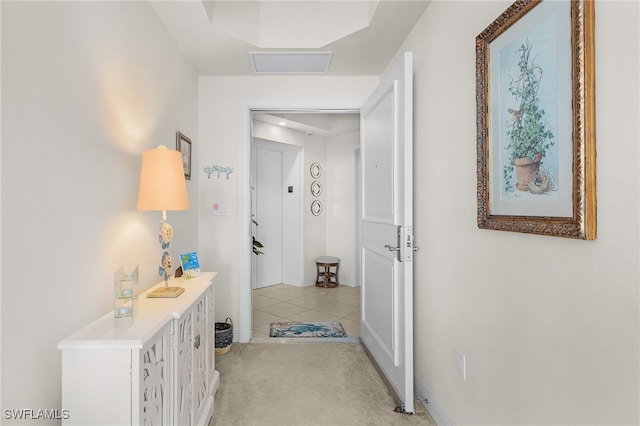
[176,131,192,180]
[179,251,201,278]
[476,0,596,239]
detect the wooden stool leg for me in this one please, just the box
[315,263,321,285]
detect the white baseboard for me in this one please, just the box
[414,376,456,426]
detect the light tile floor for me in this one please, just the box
[252,283,361,339]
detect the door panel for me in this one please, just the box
[363,88,395,222]
[255,148,283,288]
[362,247,394,355]
[360,52,414,414]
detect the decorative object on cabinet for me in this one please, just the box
[59,273,219,426]
[114,265,138,319]
[180,252,202,278]
[476,0,596,239]
[311,200,322,216]
[137,145,190,297]
[176,131,192,180]
[310,180,322,197]
[310,162,322,178]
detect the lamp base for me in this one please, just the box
[146,286,185,298]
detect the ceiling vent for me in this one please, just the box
[249,52,333,74]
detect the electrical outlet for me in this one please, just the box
[456,352,467,380]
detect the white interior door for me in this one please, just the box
[359,52,414,414]
[255,148,283,288]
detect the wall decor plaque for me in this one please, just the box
[311,181,322,197]
[310,162,322,179]
[311,200,322,216]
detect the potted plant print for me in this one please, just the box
[504,40,554,193]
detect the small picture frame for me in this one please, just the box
[176,131,192,180]
[179,252,201,278]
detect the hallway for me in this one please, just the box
[252,284,361,339]
[211,343,436,425]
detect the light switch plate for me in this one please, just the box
[213,203,231,216]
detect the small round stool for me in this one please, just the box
[315,256,340,288]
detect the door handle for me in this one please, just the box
[384,244,400,252]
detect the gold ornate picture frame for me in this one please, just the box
[176,131,192,180]
[476,0,596,239]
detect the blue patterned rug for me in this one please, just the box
[269,321,347,338]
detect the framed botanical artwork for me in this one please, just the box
[176,131,192,180]
[476,0,596,239]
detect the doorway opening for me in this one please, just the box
[244,107,362,341]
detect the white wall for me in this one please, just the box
[325,130,360,286]
[282,149,303,285]
[1,2,199,421]
[394,1,639,424]
[302,136,329,284]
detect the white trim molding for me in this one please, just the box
[238,97,365,343]
[415,376,457,426]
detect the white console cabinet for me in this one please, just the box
[58,273,219,426]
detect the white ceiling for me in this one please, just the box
[150,0,431,76]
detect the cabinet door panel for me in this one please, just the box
[176,311,193,425]
[193,296,208,418]
[138,324,171,426]
[206,288,215,384]
[62,349,131,426]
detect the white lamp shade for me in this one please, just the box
[137,146,189,211]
